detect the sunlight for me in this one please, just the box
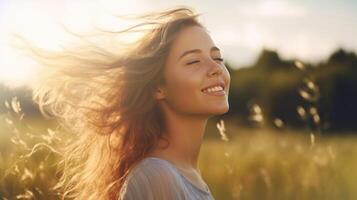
[0,1,74,88]
[0,0,148,88]
[0,45,38,88]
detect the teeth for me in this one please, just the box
[202,86,224,93]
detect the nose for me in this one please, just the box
[207,58,223,77]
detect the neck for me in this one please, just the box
[149,108,209,171]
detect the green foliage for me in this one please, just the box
[226,48,357,132]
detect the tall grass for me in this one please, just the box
[0,97,64,199]
[1,110,357,199]
[200,125,357,200]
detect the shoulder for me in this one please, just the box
[118,157,186,200]
[129,157,181,181]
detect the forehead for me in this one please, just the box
[169,26,216,57]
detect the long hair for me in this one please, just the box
[29,6,204,200]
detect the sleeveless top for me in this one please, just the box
[118,157,215,200]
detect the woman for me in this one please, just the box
[32,6,230,200]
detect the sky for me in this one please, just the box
[1,0,357,88]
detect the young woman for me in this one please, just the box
[32,6,230,200]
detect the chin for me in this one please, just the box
[218,107,229,115]
[209,104,229,115]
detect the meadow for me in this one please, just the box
[200,122,357,200]
[1,112,357,200]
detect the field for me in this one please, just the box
[1,115,357,200]
[200,122,357,200]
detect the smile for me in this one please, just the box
[201,85,226,96]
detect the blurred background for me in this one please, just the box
[1,0,357,199]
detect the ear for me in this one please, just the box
[154,86,166,100]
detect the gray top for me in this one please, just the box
[118,157,215,200]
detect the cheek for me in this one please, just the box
[170,82,197,99]
[164,70,202,111]
[224,67,231,89]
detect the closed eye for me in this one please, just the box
[215,58,224,62]
[186,58,224,65]
[186,60,200,65]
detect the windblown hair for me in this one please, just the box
[29,6,204,200]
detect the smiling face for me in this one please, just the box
[155,25,230,117]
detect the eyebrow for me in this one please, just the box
[178,46,220,61]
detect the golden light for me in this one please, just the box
[0,0,149,88]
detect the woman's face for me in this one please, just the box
[156,25,230,117]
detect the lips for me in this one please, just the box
[201,82,226,92]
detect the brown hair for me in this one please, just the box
[30,6,204,200]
